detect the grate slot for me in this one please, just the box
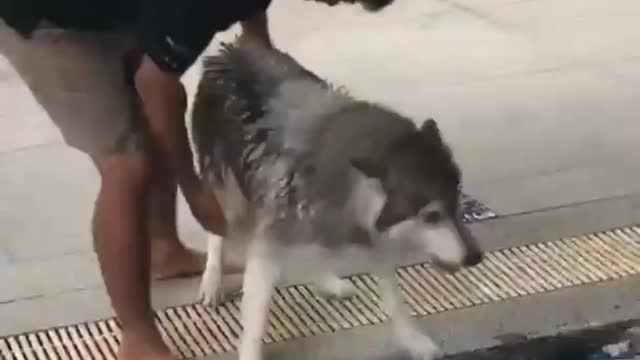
[0,339,13,360]
[293,286,339,331]
[156,311,193,358]
[559,239,609,281]
[321,294,360,328]
[45,330,69,360]
[540,241,593,284]
[483,253,535,296]
[56,329,81,360]
[582,235,634,276]
[345,287,381,325]
[272,290,313,337]
[300,286,353,330]
[181,306,217,354]
[334,294,369,326]
[285,287,331,335]
[347,279,386,323]
[208,306,237,352]
[6,338,24,360]
[404,266,455,310]
[289,286,331,333]
[83,324,110,360]
[522,244,577,287]
[604,231,640,261]
[511,247,563,289]
[502,249,553,292]
[66,326,92,360]
[450,265,495,303]
[396,269,437,315]
[168,307,207,357]
[34,333,58,360]
[460,266,504,302]
[95,323,117,358]
[72,326,102,360]
[24,334,46,360]
[16,336,35,360]
[190,306,226,353]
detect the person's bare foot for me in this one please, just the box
[151,238,246,280]
[118,325,177,360]
[151,235,248,281]
[151,239,206,280]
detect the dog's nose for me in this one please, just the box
[463,252,483,267]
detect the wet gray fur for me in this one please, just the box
[191,41,429,247]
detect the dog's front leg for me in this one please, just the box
[377,269,442,360]
[199,233,225,306]
[238,245,280,360]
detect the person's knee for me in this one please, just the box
[93,150,153,192]
[90,151,153,252]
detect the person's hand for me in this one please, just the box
[185,185,227,236]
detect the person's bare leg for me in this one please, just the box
[92,151,175,360]
[147,153,244,280]
[147,154,206,280]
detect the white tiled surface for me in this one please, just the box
[1,0,639,336]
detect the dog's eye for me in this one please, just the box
[423,211,442,224]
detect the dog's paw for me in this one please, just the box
[315,276,358,299]
[395,326,442,360]
[198,266,224,307]
[402,340,442,360]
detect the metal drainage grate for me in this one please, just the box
[3,226,640,360]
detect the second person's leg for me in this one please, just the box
[147,152,207,280]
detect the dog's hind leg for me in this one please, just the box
[238,240,280,360]
[377,268,442,360]
[314,272,357,299]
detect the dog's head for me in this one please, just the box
[351,119,482,271]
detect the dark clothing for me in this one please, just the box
[1,0,272,74]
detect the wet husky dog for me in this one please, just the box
[191,41,483,360]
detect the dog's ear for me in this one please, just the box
[357,0,395,12]
[420,118,445,150]
[350,158,385,179]
[375,201,405,230]
[420,118,441,139]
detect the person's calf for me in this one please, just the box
[92,150,154,328]
[145,148,209,280]
[91,150,180,359]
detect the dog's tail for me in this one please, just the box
[192,40,354,172]
[198,41,326,109]
[191,40,327,163]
